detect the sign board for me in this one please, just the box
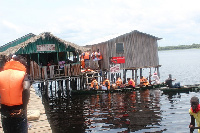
[110,56,125,64]
[110,64,120,73]
[37,44,56,52]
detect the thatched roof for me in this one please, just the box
[0,32,88,56]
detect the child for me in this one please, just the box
[189,96,200,133]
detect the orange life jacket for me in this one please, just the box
[116,78,122,86]
[0,61,26,106]
[81,58,85,68]
[84,52,90,60]
[99,54,103,60]
[140,77,149,86]
[103,79,110,90]
[97,52,103,60]
[91,79,98,90]
[128,79,135,87]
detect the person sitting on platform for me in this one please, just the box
[126,78,135,88]
[165,74,180,88]
[152,73,160,85]
[116,77,123,89]
[90,78,99,90]
[140,76,149,86]
[102,78,110,90]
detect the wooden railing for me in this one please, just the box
[30,61,81,80]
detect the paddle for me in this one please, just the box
[190,126,200,133]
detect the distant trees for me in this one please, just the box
[158,43,200,51]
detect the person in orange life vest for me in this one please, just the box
[80,53,85,69]
[0,55,31,133]
[96,49,102,70]
[189,97,200,133]
[102,78,110,90]
[91,78,99,90]
[140,76,149,86]
[116,77,123,89]
[126,78,135,88]
[91,50,98,70]
[83,50,90,69]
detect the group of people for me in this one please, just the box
[81,49,102,70]
[89,75,157,90]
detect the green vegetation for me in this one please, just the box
[158,43,200,51]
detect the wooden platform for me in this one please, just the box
[0,86,52,133]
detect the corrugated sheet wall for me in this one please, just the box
[89,31,159,70]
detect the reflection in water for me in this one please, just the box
[42,90,165,133]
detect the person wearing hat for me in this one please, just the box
[0,55,30,133]
[152,73,160,85]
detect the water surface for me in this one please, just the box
[35,49,200,133]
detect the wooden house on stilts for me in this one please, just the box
[0,32,88,97]
[85,30,162,85]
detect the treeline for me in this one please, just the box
[158,43,200,51]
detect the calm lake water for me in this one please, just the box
[34,49,200,133]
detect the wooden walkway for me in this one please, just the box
[0,86,52,133]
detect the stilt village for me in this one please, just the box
[0,30,162,92]
[0,30,200,132]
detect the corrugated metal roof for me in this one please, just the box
[84,30,162,46]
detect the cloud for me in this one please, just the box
[2,20,20,33]
[1,0,200,46]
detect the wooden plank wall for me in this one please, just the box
[89,31,160,70]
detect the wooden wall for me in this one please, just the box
[88,31,160,70]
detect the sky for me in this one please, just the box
[0,0,200,47]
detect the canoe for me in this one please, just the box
[160,85,200,94]
[70,84,166,95]
[70,84,200,95]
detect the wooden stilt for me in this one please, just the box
[149,68,152,84]
[140,68,142,77]
[135,69,138,85]
[124,69,127,83]
[157,67,160,78]
[132,69,134,80]
[50,81,53,97]
[55,81,57,97]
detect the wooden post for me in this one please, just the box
[50,81,53,97]
[140,68,142,77]
[44,81,48,99]
[149,68,151,84]
[57,80,61,98]
[55,80,57,97]
[124,69,127,83]
[157,67,160,78]
[65,78,69,92]
[57,52,60,76]
[61,80,64,96]
[132,69,134,80]
[135,69,137,85]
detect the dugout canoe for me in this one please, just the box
[70,84,200,95]
[70,84,166,95]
